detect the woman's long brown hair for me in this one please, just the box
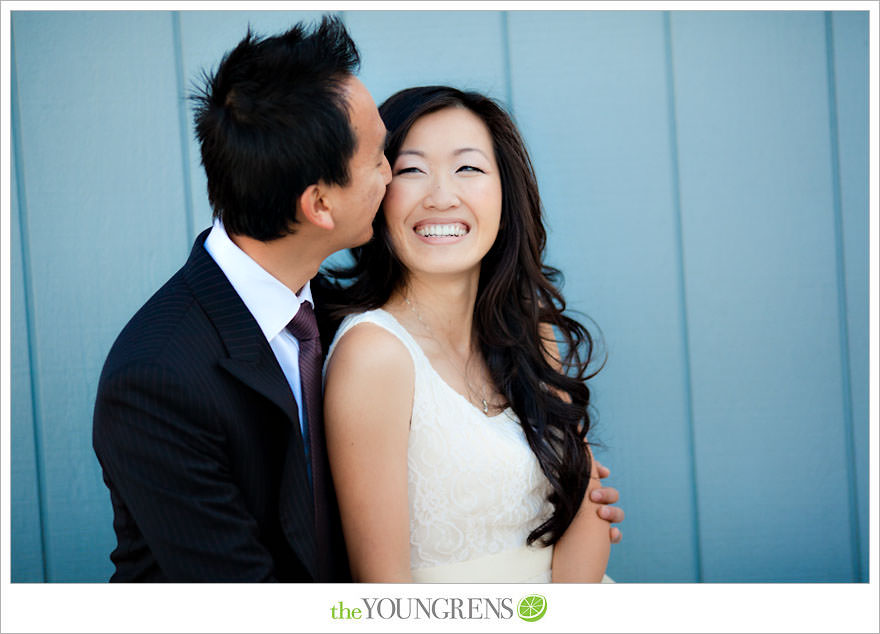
[324,86,604,546]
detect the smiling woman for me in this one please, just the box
[321,86,614,583]
[382,107,503,278]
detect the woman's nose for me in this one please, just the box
[423,175,460,210]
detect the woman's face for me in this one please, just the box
[382,106,502,280]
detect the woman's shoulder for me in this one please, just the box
[335,307,400,335]
[324,308,416,381]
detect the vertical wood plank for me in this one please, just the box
[343,10,508,105]
[830,10,869,582]
[671,11,854,581]
[508,10,698,581]
[10,124,46,583]
[12,11,190,580]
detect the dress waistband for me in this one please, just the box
[411,545,553,583]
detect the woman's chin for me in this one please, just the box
[404,260,482,279]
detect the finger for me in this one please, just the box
[598,505,624,524]
[595,460,611,479]
[610,527,622,544]
[590,486,619,504]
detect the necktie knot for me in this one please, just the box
[287,301,319,342]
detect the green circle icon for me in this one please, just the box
[517,594,547,622]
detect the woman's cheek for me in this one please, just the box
[382,187,406,221]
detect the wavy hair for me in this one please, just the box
[325,86,603,546]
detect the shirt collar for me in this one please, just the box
[204,219,313,342]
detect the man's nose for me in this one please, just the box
[382,155,392,186]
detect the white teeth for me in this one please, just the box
[415,223,468,237]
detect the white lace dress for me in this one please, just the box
[325,308,554,583]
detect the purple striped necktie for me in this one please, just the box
[286,300,331,578]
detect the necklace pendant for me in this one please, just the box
[481,399,489,414]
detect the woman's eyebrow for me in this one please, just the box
[453,147,489,159]
[397,148,489,158]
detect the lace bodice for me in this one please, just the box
[325,308,553,572]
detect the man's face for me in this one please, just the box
[327,76,392,249]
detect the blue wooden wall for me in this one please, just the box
[9,10,869,582]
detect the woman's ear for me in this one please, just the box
[297,183,336,231]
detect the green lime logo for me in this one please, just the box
[517,594,547,622]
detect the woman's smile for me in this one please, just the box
[412,218,471,244]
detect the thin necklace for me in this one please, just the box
[403,296,493,415]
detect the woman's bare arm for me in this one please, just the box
[550,445,611,581]
[323,324,414,582]
[538,323,611,582]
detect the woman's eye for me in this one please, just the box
[395,166,422,175]
[457,165,485,173]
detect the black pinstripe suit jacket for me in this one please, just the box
[93,229,346,582]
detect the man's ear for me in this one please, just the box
[297,183,336,231]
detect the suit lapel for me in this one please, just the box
[183,230,318,580]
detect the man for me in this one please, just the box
[93,16,622,582]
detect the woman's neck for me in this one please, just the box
[390,270,480,355]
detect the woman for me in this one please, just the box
[323,86,610,582]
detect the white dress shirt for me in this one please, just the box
[203,219,314,447]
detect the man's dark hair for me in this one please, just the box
[191,16,360,240]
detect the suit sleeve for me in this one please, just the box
[93,361,277,581]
